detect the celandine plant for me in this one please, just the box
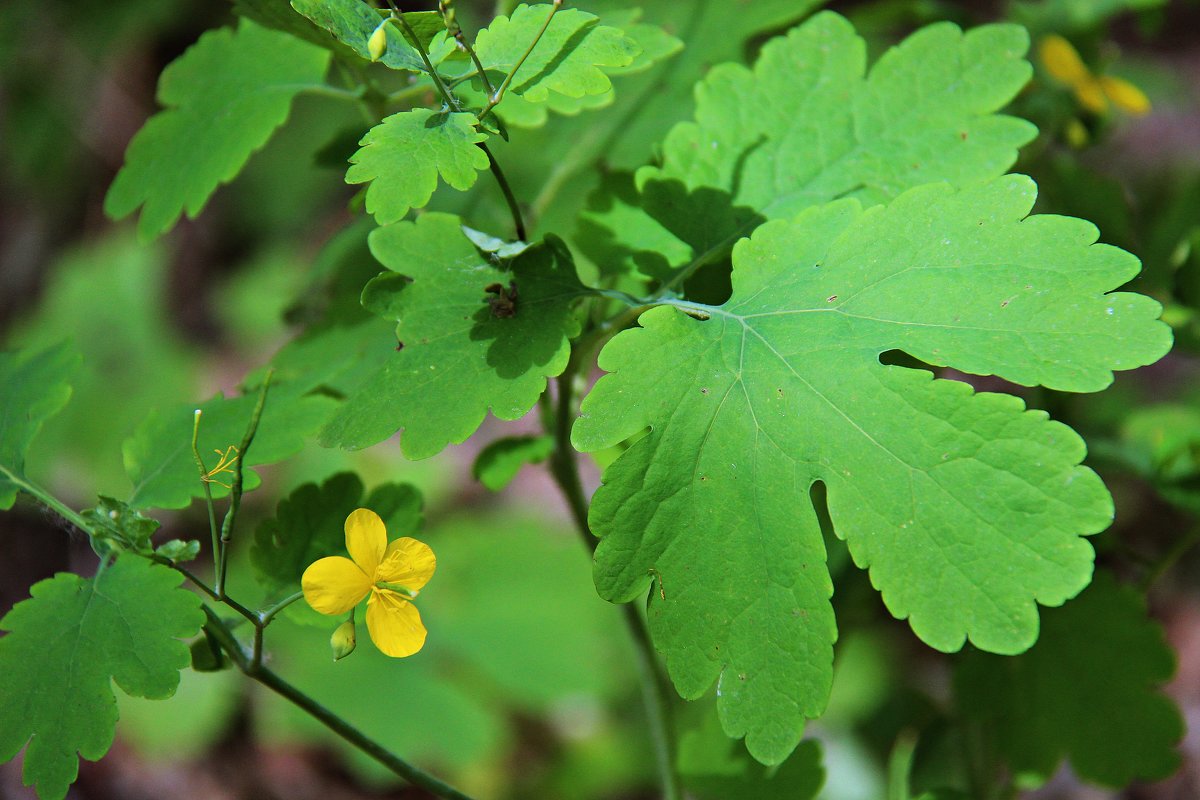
[0,1,1190,798]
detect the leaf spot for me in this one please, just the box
[826,294,838,303]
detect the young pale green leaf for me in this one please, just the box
[80,496,161,556]
[289,0,431,71]
[123,382,337,510]
[473,435,555,491]
[473,4,639,104]
[572,177,1172,765]
[0,557,204,800]
[104,21,330,240]
[0,343,78,509]
[251,472,423,599]
[346,109,490,225]
[955,571,1183,787]
[320,213,585,458]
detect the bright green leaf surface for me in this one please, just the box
[600,12,1039,284]
[251,472,422,600]
[572,177,1171,764]
[104,21,331,240]
[81,497,161,556]
[0,343,78,509]
[319,213,585,458]
[650,13,1035,218]
[473,4,640,104]
[289,0,427,71]
[473,435,555,491]
[346,109,490,225]
[955,572,1183,787]
[0,557,204,800]
[123,382,337,509]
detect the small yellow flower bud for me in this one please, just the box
[368,22,388,62]
[331,620,357,661]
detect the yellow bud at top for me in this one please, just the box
[368,22,388,63]
[331,620,357,661]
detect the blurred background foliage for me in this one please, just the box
[2,0,1199,798]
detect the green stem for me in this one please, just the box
[201,608,476,800]
[385,0,526,241]
[259,591,305,626]
[478,0,561,121]
[543,346,682,800]
[216,371,273,599]
[0,468,90,533]
[1140,522,1200,592]
[191,410,221,580]
[298,84,366,101]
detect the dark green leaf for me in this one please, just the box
[0,557,204,800]
[473,435,555,490]
[955,571,1184,787]
[320,213,585,458]
[0,343,78,510]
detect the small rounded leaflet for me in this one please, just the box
[302,508,436,657]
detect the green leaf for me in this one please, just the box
[123,381,337,509]
[955,572,1183,787]
[600,12,1039,285]
[572,176,1172,764]
[80,496,161,556]
[473,435,555,491]
[346,109,490,225]
[251,472,423,598]
[473,4,640,104]
[319,213,585,458]
[232,0,349,51]
[0,557,204,800]
[678,706,824,800]
[289,0,428,71]
[155,539,201,563]
[104,20,331,240]
[0,343,78,510]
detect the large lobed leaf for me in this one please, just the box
[320,213,585,458]
[346,109,490,226]
[0,344,79,509]
[0,557,204,800]
[289,0,439,72]
[104,20,331,240]
[956,571,1183,787]
[572,176,1172,764]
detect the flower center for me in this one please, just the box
[374,580,418,600]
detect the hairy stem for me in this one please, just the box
[201,607,476,800]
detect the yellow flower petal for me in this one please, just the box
[345,508,387,574]
[1099,74,1151,116]
[302,556,371,615]
[1040,34,1091,85]
[376,537,437,592]
[1074,79,1110,114]
[366,590,427,657]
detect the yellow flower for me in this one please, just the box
[1039,34,1150,116]
[301,508,436,658]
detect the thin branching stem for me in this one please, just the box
[386,0,526,240]
[191,410,222,577]
[201,607,477,800]
[478,0,562,121]
[216,371,273,598]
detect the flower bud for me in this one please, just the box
[368,22,388,62]
[331,620,357,661]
